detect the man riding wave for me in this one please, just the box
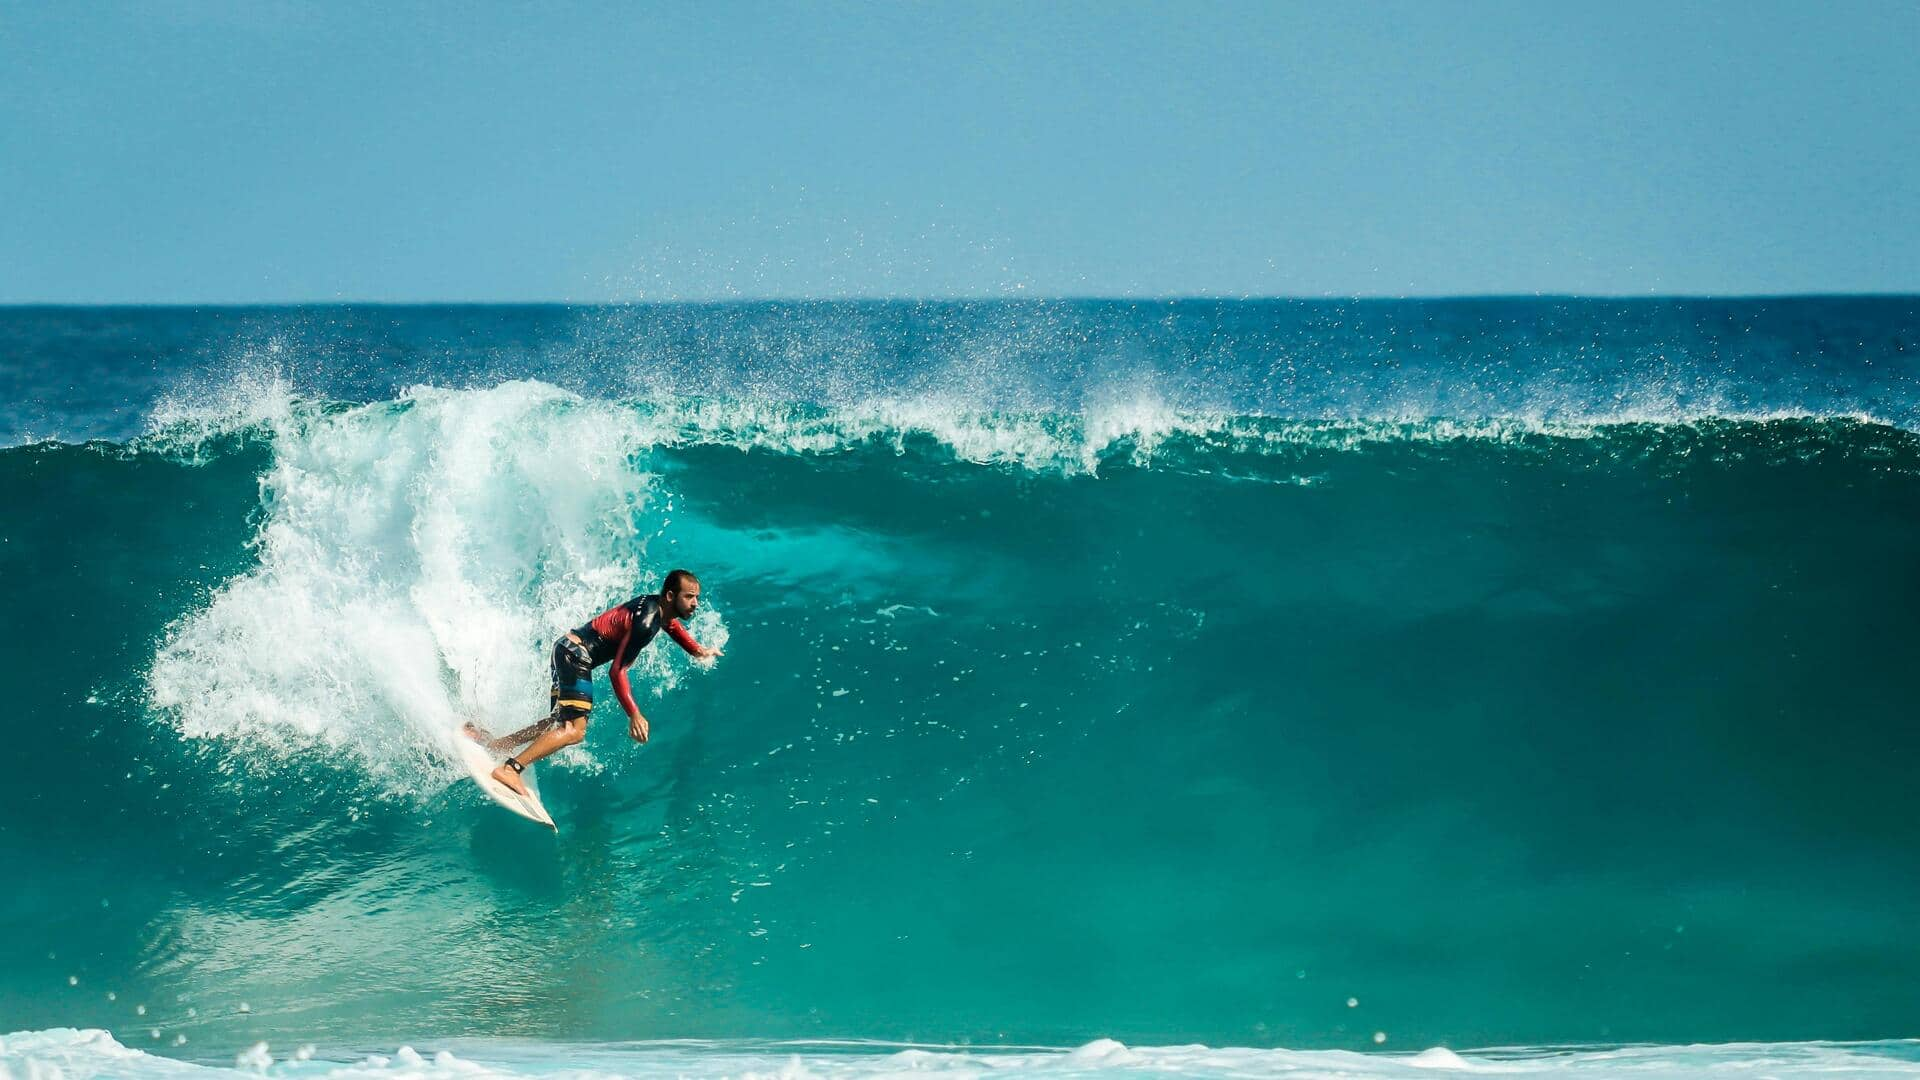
[464,569,720,796]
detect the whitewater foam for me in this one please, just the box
[146,381,725,799]
[11,1030,1920,1080]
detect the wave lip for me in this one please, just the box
[9,297,1920,451]
[120,370,1920,476]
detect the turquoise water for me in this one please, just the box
[2,301,1919,1075]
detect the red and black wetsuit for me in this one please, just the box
[561,594,704,721]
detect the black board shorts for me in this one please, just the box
[550,637,595,723]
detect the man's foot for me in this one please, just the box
[491,761,530,798]
[461,721,491,745]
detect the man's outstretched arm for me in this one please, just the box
[666,619,721,659]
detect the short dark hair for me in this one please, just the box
[662,569,699,594]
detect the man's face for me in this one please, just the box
[668,581,700,620]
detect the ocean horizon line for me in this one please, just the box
[2,291,1917,310]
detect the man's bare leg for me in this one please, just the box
[464,717,555,753]
[491,717,585,797]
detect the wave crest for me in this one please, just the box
[127,373,1917,479]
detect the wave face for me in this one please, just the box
[3,301,1920,1060]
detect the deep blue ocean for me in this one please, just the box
[3,299,1920,1078]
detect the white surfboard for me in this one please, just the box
[456,735,556,830]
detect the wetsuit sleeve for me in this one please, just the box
[665,619,702,655]
[609,622,640,719]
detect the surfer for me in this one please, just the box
[464,569,721,797]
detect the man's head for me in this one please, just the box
[661,569,701,620]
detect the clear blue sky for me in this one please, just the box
[2,1,1915,302]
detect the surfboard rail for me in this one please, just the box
[455,735,557,830]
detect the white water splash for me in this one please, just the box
[147,381,725,798]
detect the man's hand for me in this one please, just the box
[696,645,724,660]
[628,713,650,744]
